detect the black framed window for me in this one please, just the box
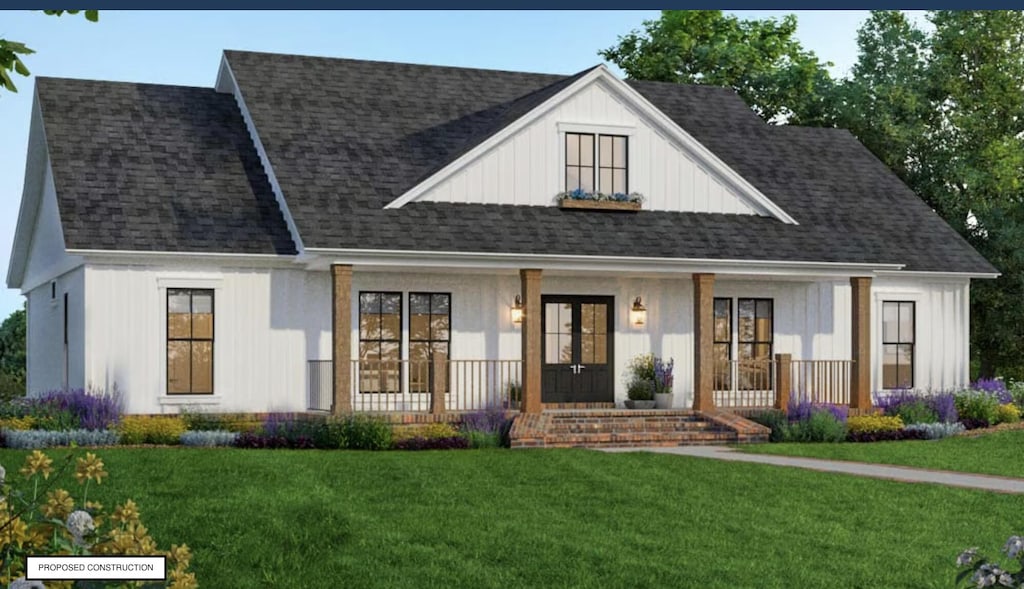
[713,298,732,390]
[409,293,450,393]
[167,289,214,394]
[882,301,915,389]
[737,298,773,390]
[565,132,595,193]
[358,292,402,394]
[598,135,628,194]
[566,132,629,194]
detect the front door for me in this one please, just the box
[541,295,614,403]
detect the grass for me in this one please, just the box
[739,428,1024,479]
[1,447,1019,588]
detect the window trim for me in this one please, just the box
[881,300,916,390]
[357,291,404,394]
[166,288,215,395]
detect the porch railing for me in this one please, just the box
[713,355,855,410]
[713,358,777,409]
[306,357,521,413]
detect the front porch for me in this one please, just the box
[309,266,875,419]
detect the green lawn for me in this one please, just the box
[0,448,1017,588]
[739,428,1024,479]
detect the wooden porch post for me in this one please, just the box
[774,353,791,411]
[520,269,543,414]
[331,264,353,415]
[850,276,872,411]
[430,352,447,415]
[692,273,716,411]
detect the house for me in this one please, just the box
[5,50,997,418]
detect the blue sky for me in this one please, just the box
[0,9,917,319]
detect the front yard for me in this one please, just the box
[0,447,1016,588]
[740,426,1024,479]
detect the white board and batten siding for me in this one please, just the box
[411,78,762,215]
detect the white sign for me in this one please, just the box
[26,556,166,581]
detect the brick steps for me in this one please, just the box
[509,410,770,449]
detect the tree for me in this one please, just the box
[599,10,835,125]
[0,307,26,399]
[0,10,98,95]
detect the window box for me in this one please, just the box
[558,199,641,212]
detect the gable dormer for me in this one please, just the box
[387,66,796,224]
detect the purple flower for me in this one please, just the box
[972,378,1012,404]
[653,357,674,394]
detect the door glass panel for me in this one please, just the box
[581,304,595,335]
[581,335,594,364]
[594,304,607,334]
[558,335,573,364]
[545,334,561,364]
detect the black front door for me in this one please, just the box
[541,295,614,403]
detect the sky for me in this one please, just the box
[0,9,918,319]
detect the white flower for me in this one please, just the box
[66,509,95,547]
[959,548,980,566]
[9,577,45,589]
[1004,536,1024,559]
[0,464,6,486]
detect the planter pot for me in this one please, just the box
[559,199,641,212]
[654,393,674,409]
[625,400,656,409]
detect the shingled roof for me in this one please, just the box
[32,50,996,274]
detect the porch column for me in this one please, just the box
[520,269,543,414]
[692,273,716,412]
[331,264,353,414]
[850,276,872,411]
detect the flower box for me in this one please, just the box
[558,199,641,212]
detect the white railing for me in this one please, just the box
[713,358,777,409]
[790,359,854,406]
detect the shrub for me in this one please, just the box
[461,405,513,448]
[626,378,654,401]
[787,399,847,424]
[179,430,239,447]
[955,390,1000,428]
[783,410,847,443]
[747,409,788,443]
[463,430,501,449]
[0,450,197,587]
[335,415,392,450]
[894,400,938,425]
[0,372,25,402]
[1011,381,1024,413]
[261,413,327,447]
[181,410,261,433]
[930,391,959,424]
[3,428,120,449]
[847,414,904,435]
[971,377,1012,404]
[235,431,315,449]
[996,403,1021,425]
[392,436,470,451]
[0,416,34,431]
[393,422,459,442]
[847,429,929,443]
[36,387,122,430]
[905,422,966,440]
[117,416,186,445]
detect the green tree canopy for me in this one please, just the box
[0,10,98,94]
[0,307,26,380]
[600,10,835,125]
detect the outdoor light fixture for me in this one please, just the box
[511,295,524,325]
[630,296,647,327]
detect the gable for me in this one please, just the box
[392,69,792,220]
[21,159,79,292]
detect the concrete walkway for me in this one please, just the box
[600,446,1024,494]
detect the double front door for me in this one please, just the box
[541,295,614,403]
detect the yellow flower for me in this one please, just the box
[168,543,193,569]
[41,488,75,520]
[20,450,54,480]
[168,569,198,589]
[74,453,107,485]
[0,515,29,549]
[111,499,140,526]
[85,500,103,512]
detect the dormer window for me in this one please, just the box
[565,132,628,194]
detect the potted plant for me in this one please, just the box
[625,378,656,409]
[653,357,675,409]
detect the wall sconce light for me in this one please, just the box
[630,296,647,327]
[511,295,524,325]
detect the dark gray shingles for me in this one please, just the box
[36,77,295,254]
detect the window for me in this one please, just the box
[167,289,214,394]
[712,298,732,390]
[565,132,628,194]
[409,293,450,393]
[358,292,402,394]
[882,301,915,389]
[737,298,773,390]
